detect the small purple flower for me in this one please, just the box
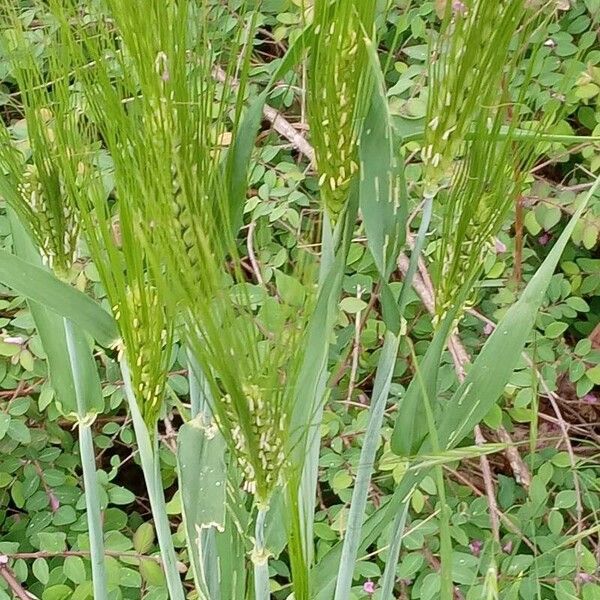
[538,232,551,246]
[575,572,594,584]
[582,393,598,405]
[502,540,513,554]
[494,239,507,254]
[469,540,483,557]
[484,323,494,336]
[49,492,60,513]
[363,580,376,595]
[0,555,8,566]
[452,0,468,14]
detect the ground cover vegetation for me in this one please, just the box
[0,1,599,599]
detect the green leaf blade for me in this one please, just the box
[437,177,600,451]
[178,416,227,599]
[0,249,118,347]
[359,39,407,281]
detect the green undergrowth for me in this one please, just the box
[0,1,598,600]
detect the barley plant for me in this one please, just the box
[0,1,598,599]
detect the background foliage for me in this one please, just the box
[0,1,599,599]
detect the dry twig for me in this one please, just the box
[0,557,31,600]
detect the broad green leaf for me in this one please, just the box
[177,415,227,599]
[0,247,118,347]
[264,490,288,558]
[275,269,306,307]
[339,296,368,313]
[436,177,600,451]
[227,90,267,234]
[214,506,248,600]
[226,23,314,234]
[587,364,600,384]
[9,210,78,417]
[63,556,86,585]
[133,523,155,554]
[41,585,73,600]
[186,354,247,600]
[391,309,457,456]
[64,318,105,419]
[359,38,407,282]
[38,531,67,553]
[178,417,227,531]
[0,413,9,440]
[33,557,50,585]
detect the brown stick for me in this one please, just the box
[0,560,31,600]
[495,426,531,488]
[212,66,315,165]
[247,220,265,286]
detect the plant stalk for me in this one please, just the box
[78,425,108,595]
[333,195,434,600]
[298,206,344,571]
[64,318,108,600]
[380,501,410,600]
[253,507,270,600]
[411,341,453,600]
[186,349,222,600]
[121,359,186,600]
[0,562,29,600]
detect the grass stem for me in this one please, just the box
[333,195,434,600]
[77,424,108,598]
[185,349,222,599]
[64,318,108,600]
[380,501,410,600]
[253,507,270,600]
[121,359,186,600]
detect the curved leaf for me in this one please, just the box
[0,248,118,347]
[437,176,600,450]
[359,37,407,281]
